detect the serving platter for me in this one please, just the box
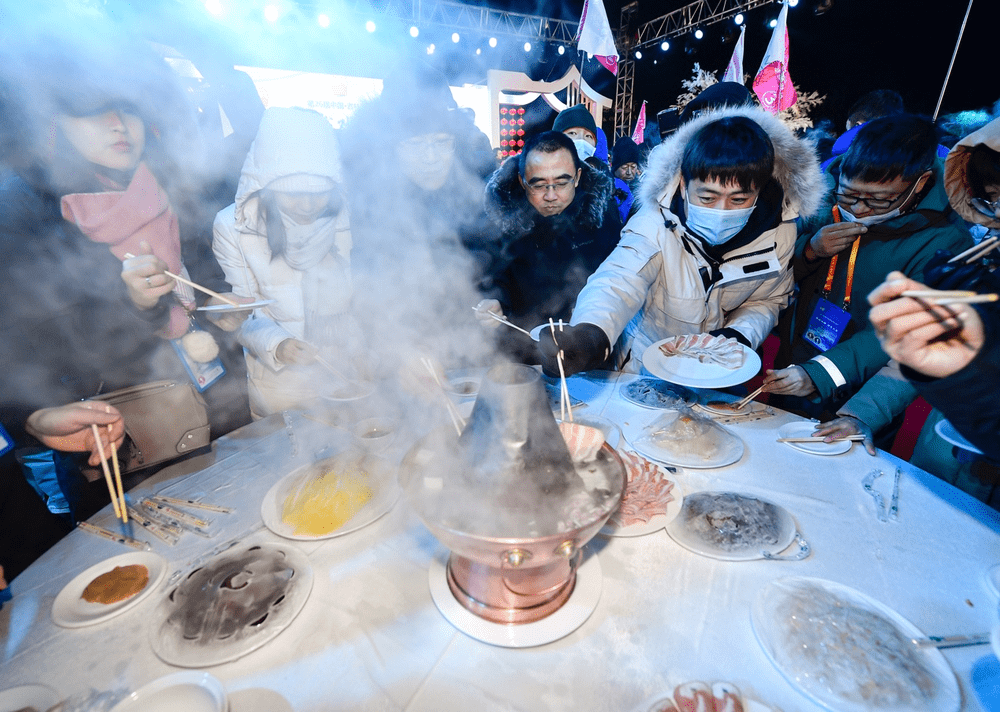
[642,340,761,389]
[620,378,695,409]
[621,410,744,469]
[52,551,167,628]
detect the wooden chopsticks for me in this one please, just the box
[123,253,240,307]
[733,384,765,410]
[91,424,127,522]
[948,235,998,264]
[549,318,573,422]
[900,289,998,305]
[472,306,533,337]
[777,435,866,443]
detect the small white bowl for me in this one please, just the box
[352,417,398,452]
[110,671,226,712]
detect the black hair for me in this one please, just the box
[518,131,582,179]
[967,144,1000,198]
[258,188,344,260]
[680,116,774,192]
[847,89,905,127]
[840,114,938,183]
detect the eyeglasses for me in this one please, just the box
[398,135,456,157]
[969,197,1000,217]
[525,179,575,196]
[833,188,911,211]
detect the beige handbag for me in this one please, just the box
[93,380,210,473]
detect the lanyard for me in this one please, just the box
[821,205,862,309]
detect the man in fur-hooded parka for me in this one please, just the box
[483,131,622,335]
[565,107,824,372]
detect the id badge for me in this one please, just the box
[803,298,852,352]
[170,323,226,392]
[0,424,12,457]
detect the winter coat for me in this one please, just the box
[945,116,1000,231]
[483,156,622,332]
[777,157,973,407]
[570,106,824,371]
[213,108,353,419]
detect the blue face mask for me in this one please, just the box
[839,204,902,226]
[685,198,757,245]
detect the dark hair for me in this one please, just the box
[968,144,1000,198]
[259,189,343,260]
[518,131,582,178]
[840,114,938,183]
[680,116,774,192]
[847,89,904,127]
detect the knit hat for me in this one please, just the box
[611,137,641,173]
[379,60,459,138]
[553,104,597,136]
[680,82,756,123]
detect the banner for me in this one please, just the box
[752,2,797,113]
[577,0,619,75]
[722,25,746,84]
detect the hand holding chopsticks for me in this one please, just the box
[549,318,573,422]
[123,250,240,307]
[472,303,533,337]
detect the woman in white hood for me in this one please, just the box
[213,107,354,419]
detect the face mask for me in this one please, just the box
[685,199,756,245]
[572,138,596,161]
[839,204,903,226]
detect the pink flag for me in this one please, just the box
[631,101,647,144]
[722,25,745,84]
[753,2,797,114]
[577,0,619,75]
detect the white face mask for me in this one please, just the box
[839,204,903,226]
[572,138,596,162]
[685,199,757,245]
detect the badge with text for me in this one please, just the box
[803,297,852,352]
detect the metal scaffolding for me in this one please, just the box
[613,2,639,141]
[634,0,778,47]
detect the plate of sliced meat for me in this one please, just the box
[642,334,761,388]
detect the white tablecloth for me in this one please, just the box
[2,371,999,712]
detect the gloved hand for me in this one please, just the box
[923,248,999,292]
[536,322,611,377]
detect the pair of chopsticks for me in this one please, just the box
[732,384,765,410]
[948,235,998,265]
[777,434,866,443]
[548,318,573,423]
[123,252,240,307]
[421,357,466,437]
[472,306,533,337]
[91,417,126,522]
[900,289,998,306]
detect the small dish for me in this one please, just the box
[352,417,398,453]
[110,671,226,712]
[777,421,852,456]
[52,552,167,628]
[195,299,274,313]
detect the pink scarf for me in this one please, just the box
[61,163,192,338]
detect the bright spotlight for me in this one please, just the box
[427,43,435,54]
[769,18,777,27]
[694,28,704,39]
[523,42,531,52]
[789,0,799,5]
[204,0,223,16]
[476,48,481,55]
[660,40,669,51]
[365,20,376,32]
[317,13,330,28]
[635,50,642,60]
[409,26,419,37]
[452,32,460,43]
[489,37,497,48]
[734,13,744,24]
[557,45,565,55]
[263,4,280,22]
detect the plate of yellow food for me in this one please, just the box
[260,449,399,540]
[52,551,167,628]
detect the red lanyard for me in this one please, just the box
[821,205,862,309]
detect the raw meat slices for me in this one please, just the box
[658,333,746,370]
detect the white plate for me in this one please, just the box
[52,552,167,628]
[642,340,761,389]
[601,450,682,537]
[151,543,313,667]
[110,671,226,712]
[428,549,602,648]
[621,412,744,469]
[261,451,399,540]
[934,418,983,454]
[752,577,960,712]
[195,299,274,312]
[620,378,696,409]
[638,684,776,712]
[666,491,797,561]
[777,421,852,456]
[0,684,60,712]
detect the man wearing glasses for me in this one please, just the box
[766,114,973,422]
[477,131,620,362]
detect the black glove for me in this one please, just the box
[536,322,612,377]
[708,327,752,348]
[923,248,999,292]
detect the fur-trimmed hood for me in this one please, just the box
[637,106,824,220]
[485,156,614,238]
[945,116,1000,229]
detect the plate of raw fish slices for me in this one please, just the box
[643,334,762,389]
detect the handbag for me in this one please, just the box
[93,380,210,473]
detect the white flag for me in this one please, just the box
[722,26,746,84]
[577,0,619,75]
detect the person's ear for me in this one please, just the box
[913,170,932,195]
[574,168,582,187]
[679,176,687,200]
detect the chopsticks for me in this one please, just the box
[912,632,991,649]
[472,306,533,337]
[91,424,126,522]
[123,253,240,307]
[777,435,866,443]
[948,235,998,264]
[900,289,999,305]
[421,357,466,437]
[549,318,573,422]
[733,384,765,410]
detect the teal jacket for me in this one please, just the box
[776,157,973,407]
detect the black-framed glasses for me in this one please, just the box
[833,190,907,211]
[525,178,575,195]
[970,197,1000,217]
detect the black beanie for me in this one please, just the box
[611,137,642,173]
[680,82,756,123]
[553,104,597,136]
